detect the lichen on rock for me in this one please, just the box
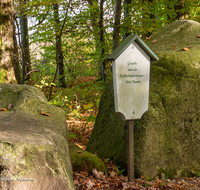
[87,20,200,178]
[0,84,75,189]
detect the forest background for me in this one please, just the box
[1,0,200,149]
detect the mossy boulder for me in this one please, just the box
[69,143,107,174]
[86,20,200,178]
[0,84,75,189]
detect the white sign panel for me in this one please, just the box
[113,41,150,120]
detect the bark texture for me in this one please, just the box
[13,21,22,84]
[113,0,122,50]
[0,0,15,82]
[19,0,31,83]
[53,2,66,88]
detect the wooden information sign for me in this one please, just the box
[106,35,159,181]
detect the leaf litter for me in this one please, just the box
[57,76,200,189]
[68,118,200,189]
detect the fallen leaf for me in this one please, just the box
[175,185,185,190]
[96,183,101,188]
[83,103,93,110]
[197,35,200,38]
[167,183,175,188]
[152,39,157,44]
[8,104,12,110]
[183,47,189,51]
[86,180,95,189]
[41,111,51,116]
[173,46,176,49]
[77,150,82,153]
[0,108,7,111]
[146,36,151,40]
[92,168,104,179]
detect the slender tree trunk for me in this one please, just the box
[141,0,155,37]
[99,0,106,82]
[86,0,99,49]
[13,20,22,84]
[53,3,66,88]
[113,0,122,51]
[19,0,31,83]
[0,0,15,82]
[123,0,132,39]
[87,0,106,81]
[174,0,190,20]
[167,0,190,21]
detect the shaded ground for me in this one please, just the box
[41,76,200,189]
[67,118,200,190]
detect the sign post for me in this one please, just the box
[127,120,134,181]
[106,35,159,181]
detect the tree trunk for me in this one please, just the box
[174,0,190,20]
[0,0,15,82]
[86,0,99,49]
[13,21,22,84]
[19,0,31,83]
[53,3,66,88]
[99,0,106,83]
[141,0,155,37]
[167,0,191,21]
[87,0,107,81]
[123,0,132,39]
[113,0,122,51]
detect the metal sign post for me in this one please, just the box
[106,35,159,182]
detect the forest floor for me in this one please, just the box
[46,77,200,190]
[67,118,200,190]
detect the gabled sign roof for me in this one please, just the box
[106,34,159,61]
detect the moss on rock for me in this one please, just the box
[0,84,75,189]
[87,20,200,178]
[69,143,107,174]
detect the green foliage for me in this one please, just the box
[12,0,200,127]
[181,170,200,178]
[145,174,151,181]
[115,166,125,176]
[157,168,177,179]
[141,183,151,187]
[0,70,6,83]
[86,115,96,123]
[68,131,79,141]
[159,182,167,186]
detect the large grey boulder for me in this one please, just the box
[87,20,200,178]
[0,84,75,189]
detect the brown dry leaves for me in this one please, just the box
[0,104,12,111]
[73,169,200,190]
[183,46,192,51]
[183,47,189,51]
[0,108,7,111]
[70,117,200,190]
[67,119,94,150]
[41,111,51,116]
[152,39,157,44]
[66,83,200,189]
